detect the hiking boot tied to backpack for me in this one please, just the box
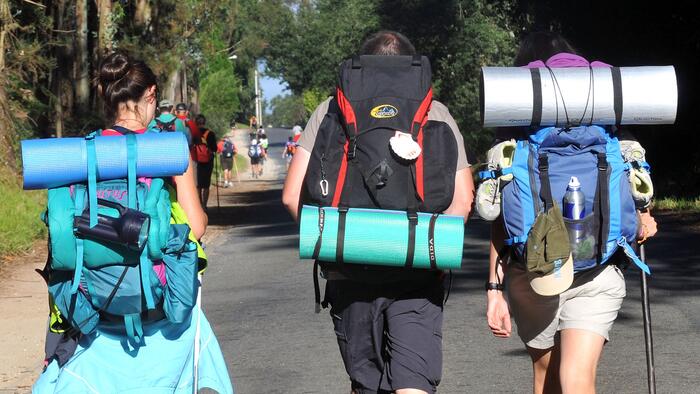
[476,139,517,221]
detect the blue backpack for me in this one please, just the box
[45,130,199,348]
[494,126,650,274]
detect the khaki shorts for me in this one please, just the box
[507,264,626,349]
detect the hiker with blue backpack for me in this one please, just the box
[248,138,263,178]
[218,135,237,187]
[480,32,662,394]
[30,51,232,393]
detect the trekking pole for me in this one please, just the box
[640,243,656,394]
[233,154,240,184]
[192,272,203,394]
[215,154,221,213]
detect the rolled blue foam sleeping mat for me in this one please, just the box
[299,205,465,269]
[481,66,677,127]
[22,132,189,190]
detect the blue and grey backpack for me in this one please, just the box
[491,125,650,274]
[44,129,199,348]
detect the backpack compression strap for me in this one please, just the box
[331,88,356,208]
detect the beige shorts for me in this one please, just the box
[507,264,626,349]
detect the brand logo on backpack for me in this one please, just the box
[370,104,398,119]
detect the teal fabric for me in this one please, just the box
[71,186,86,294]
[148,114,192,146]
[48,180,171,271]
[299,205,465,269]
[85,137,98,228]
[33,310,233,394]
[162,224,199,324]
[126,134,137,209]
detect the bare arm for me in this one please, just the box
[174,158,208,238]
[443,168,475,222]
[486,217,512,338]
[282,147,311,222]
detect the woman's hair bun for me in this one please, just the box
[97,51,157,120]
[99,52,132,85]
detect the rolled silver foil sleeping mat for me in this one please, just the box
[480,66,677,127]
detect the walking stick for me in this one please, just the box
[233,153,241,184]
[640,243,656,394]
[215,154,221,213]
[192,272,203,394]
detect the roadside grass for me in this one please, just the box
[0,167,46,256]
[654,197,700,213]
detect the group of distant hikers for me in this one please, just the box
[26,28,665,394]
[150,99,241,205]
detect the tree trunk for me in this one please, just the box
[135,0,151,27]
[164,67,180,103]
[97,0,113,55]
[0,0,17,168]
[75,0,90,113]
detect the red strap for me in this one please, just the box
[335,88,357,132]
[331,88,359,207]
[331,141,349,207]
[412,88,433,201]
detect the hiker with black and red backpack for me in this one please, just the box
[282,31,474,394]
[193,114,218,208]
[31,51,232,393]
[480,32,663,394]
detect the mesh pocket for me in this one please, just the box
[564,213,597,267]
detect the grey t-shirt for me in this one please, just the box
[299,98,470,283]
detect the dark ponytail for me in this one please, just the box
[513,31,578,67]
[97,51,157,119]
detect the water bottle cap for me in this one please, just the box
[568,176,581,189]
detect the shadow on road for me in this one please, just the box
[207,182,700,298]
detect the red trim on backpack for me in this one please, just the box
[412,88,433,201]
[331,88,359,207]
[331,141,350,207]
[336,88,357,130]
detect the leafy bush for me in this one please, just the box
[0,167,46,256]
[200,68,242,134]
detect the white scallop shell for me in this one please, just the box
[389,131,422,161]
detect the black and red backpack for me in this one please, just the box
[303,55,459,214]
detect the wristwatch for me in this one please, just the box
[485,282,505,291]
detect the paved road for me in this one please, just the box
[202,128,700,393]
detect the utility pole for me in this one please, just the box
[254,66,263,128]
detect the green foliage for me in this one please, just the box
[200,68,242,133]
[269,95,307,127]
[654,197,700,213]
[0,167,46,256]
[434,0,517,159]
[262,0,380,94]
[302,88,329,116]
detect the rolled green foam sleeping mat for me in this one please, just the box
[299,205,465,269]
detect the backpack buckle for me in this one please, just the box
[407,211,418,224]
[347,137,357,161]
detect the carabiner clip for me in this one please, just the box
[320,180,329,197]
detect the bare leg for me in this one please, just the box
[559,328,605,394]
[396,389,428,394]
[201,187,210,207]
[527,345,562,394]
